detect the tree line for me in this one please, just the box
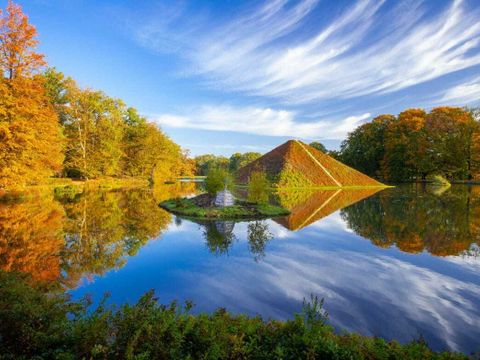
[336,107,480,182]
[194,152,262,175]
[0,1,192,189]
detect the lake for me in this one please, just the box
[1,183,479,354]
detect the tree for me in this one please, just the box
[382,109,430,181]
[426,107,477,179]
[61,85,125,179]
[247,221,273,262]
[338,107,479,182]
[0,1,45,79]
[205,168,232,195]
[340,115,393,178]
[309,142,327,153]
[229,152,261,172]
[247,169,270,204]
[195,154,229,176]
[0,1,63,188]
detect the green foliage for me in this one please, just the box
[160,197,290,219]
[42,68,192,184]
[0,271,72,359]
[205,168,232,195]
[309,142,328,153]
[338,107,480,182]
[428,175,451,187]
[247,221,273,261]
[195,152,262,176]
[277,163,314,188]
[229,152,262,172]
[248,169,271,204]
[0,270,468,360]
[340,185,480,256]
[339,115,393,178]
[194,154,229,176]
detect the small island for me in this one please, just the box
[160,193,290,220]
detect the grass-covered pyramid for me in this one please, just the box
[236,140,385,188]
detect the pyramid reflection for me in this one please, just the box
[274,188,383,231]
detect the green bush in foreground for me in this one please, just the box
[0,271,468,360]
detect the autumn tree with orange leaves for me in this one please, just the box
[0,1,63,188]
[339,106,480,182]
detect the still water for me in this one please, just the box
[1,184,479,353]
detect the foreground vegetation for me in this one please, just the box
[0,271,467,360]
[160,197,290,219]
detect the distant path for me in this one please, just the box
[295,140,342,187]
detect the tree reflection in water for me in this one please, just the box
[0,193,64,283]
[196,219,273,261]
[247,221,273,262]
[60,189,172,287]
[1,183,479,289]
[203,221,237,255]
[0,181,198,288]
[340,185,480,256]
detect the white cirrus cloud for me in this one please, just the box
[438,77,480,105]
[153,105,370,139]
[134,0,480,104]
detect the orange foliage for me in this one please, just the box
[0,1,63,188]
[0,0,45,79]
[0,195,64,282]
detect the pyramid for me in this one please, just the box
[236,140,385,188]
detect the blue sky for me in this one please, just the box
[7,0,480,155]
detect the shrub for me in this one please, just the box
[205,168,232,195]
[248,169,270,204]
[0,271,468,360]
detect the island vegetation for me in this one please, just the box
[160,168,290,219]
[0,270,468,360]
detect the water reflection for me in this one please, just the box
[60,190,172,287]
[192,219,273,261]
[0,194,64,282]
[274,188,382,231]
[1,184,480,353]
[0,182,198,287]
[340,185,480,256]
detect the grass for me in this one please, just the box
[0,270,469,360]
[160,197,290,219]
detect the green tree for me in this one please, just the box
[205,168,232,195]
[247,169,270,204]
[426,107,478,180]
[195,154,229,176]
[309,142,327,153]
[340,115,393,178]
[229,152,261,172]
